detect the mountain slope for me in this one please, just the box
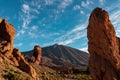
[23,44,89,71]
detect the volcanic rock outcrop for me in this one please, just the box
[25,45,42,65]
[32,45,42,65]
[0,19,39,80]
[87,8,120,80]
[0,19,15,57]
[12,48,39,80]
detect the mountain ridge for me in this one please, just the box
[23,44,89,71]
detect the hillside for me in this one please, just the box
[23,44,89,71]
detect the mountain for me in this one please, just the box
[23,44,89,71]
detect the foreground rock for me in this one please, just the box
[87,7,120,80]
[0,19,39,80]
[0,19,15,57]
[12,48,39,80]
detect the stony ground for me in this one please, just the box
[0,61,92,80]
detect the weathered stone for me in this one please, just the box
[0,19,39,80]
[12,48,39,80]
[87,7,120,80]
[32,45,42,65]
[0,19,15,57]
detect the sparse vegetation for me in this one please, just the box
[0,60,92,80]
[0,61,32,80]
[60,73,92,80]
[3,69,32,80]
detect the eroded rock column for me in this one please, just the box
[87,8,120,80]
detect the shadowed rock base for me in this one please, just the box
[87,8,120,80]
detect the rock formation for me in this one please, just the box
[0,19,39,80]
[32,45,42,65]
[25,45,42,65]
[87,7,120,80]
[0,19,15,57]
[12,48,39,80]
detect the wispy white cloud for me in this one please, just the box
[43,23,87,46]
[45,0,54,5]
[17,3,31,37]
[58,32,86,45]
[14,43,23,47]
[99,0,105,5]
[17,1,41,38]
[28,31,37,38]
[81,0,93,8]
[31,0,41,9]
[22,4,30,13]
[58,0,73,9]
[31,25,38,30]
[54,24,86,45]
[59,39,73,45]
[27,25,39,38]
[40,32,61,38]
[109,5,120,37]
[73,5,80,10]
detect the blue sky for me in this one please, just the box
[0,0,119,52]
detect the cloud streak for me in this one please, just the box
[17,1,41,38]
[73,5,80,10]
[45,0,54,5]
[43,23,87,46]
[109,3,120,37]
[81,0,93,8]
[58,0,73,9]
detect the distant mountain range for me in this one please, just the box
[22,44,89,71]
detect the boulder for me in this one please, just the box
[87,7,120,80]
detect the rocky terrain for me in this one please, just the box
[0,18,90,80]
[0,18,39,80]
[87,7,120,80]
[0,18,66,80]
[2,7,119,80]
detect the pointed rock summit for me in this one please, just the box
[87,7,120,80]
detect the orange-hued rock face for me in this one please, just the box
[25,45,42,65]
[0,18,2,23]
[12,48,39,80]
[87,7,120,80]
[33,45,42,65]
[0,19,39,80]
[0,19,15,57]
